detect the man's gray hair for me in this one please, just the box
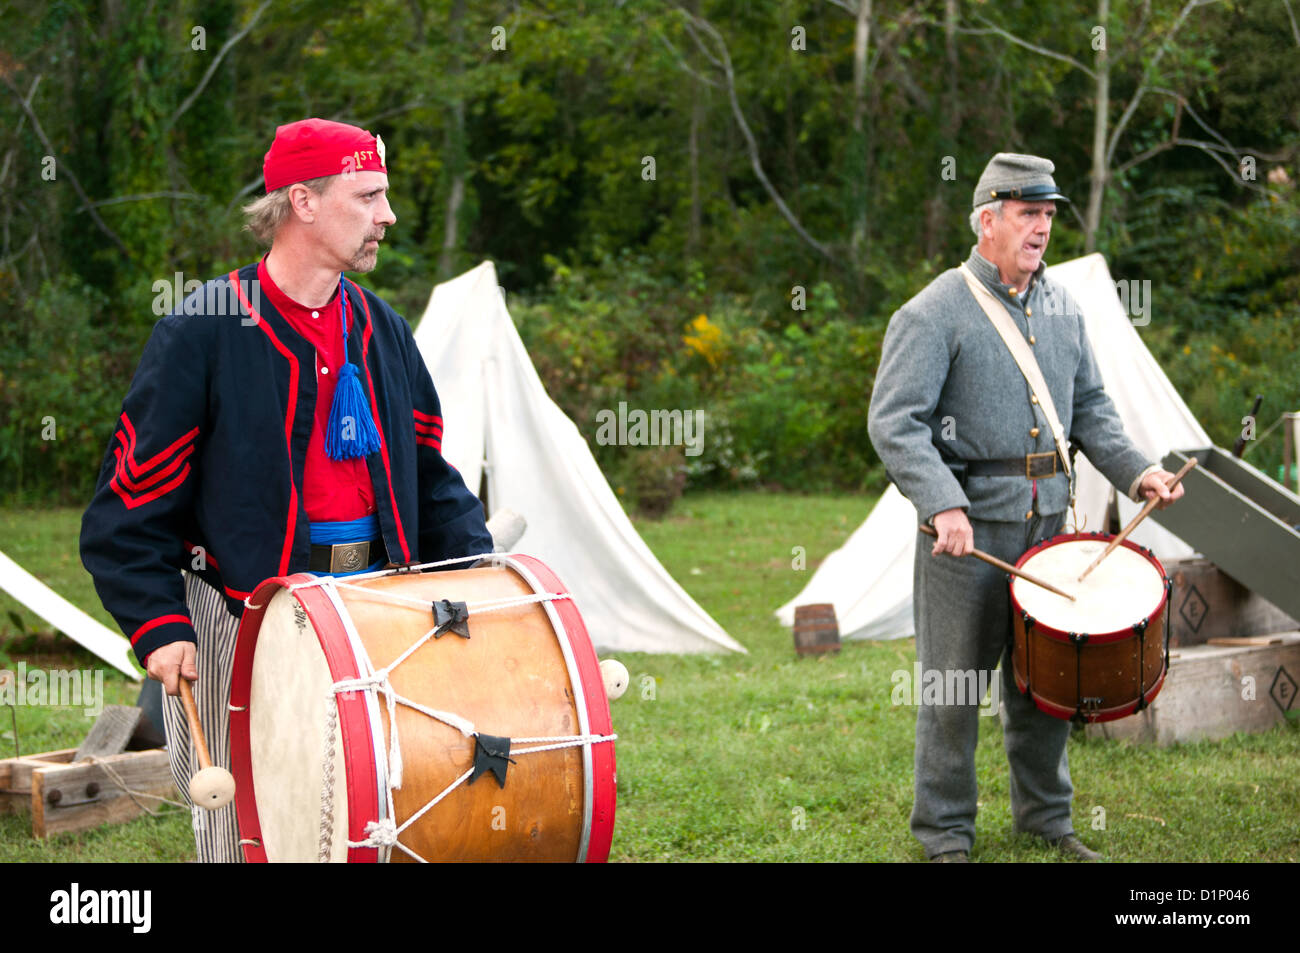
[969,199,1004,238]
[242,175,335,245]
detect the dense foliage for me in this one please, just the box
[2,0,1297,509]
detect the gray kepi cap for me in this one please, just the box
[972,152,1071,208]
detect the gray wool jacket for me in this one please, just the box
[868,248,1156,524]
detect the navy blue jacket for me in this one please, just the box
[80,264,492,664]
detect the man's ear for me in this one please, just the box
[286,183,318,224]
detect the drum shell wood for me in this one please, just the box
[230,555,615,863]
[1010,532,1170,723]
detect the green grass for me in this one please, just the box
[2,496,1297,862]
[1,507,119,638]
[619,492,1300,862]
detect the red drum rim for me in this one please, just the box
[1010,531,1169,645]
[230,556,616,864]
[510,554,617,863]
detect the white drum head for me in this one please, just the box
[1014,539,1164,634]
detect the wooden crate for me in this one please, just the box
[1164,557,1297,647]
[1085,631,1300,745]
[0,747,178,838]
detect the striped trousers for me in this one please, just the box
[160,571,244,863]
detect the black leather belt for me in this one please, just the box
[968,452,1061,479]
[309,537,385,573]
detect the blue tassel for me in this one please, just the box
[326,361,382,460]
[325,274,382,461]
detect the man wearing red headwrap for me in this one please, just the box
[81,119,493,861]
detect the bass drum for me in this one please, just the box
[1010,532,1171,723]
[230,555,616,862]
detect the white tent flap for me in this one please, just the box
[0,550,141,679]
[416,262,744,654]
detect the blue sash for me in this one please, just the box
[309,515,385,577]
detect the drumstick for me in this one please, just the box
[178,677,236,811]
[918,524,1076,602]
[1077,457,1197,583]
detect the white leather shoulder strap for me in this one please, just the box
[958,263,1071,479]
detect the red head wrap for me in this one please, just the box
[262,118,387,192]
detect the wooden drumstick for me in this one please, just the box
[178,678,236,811]
[1077,457,1197,583]
[918,524,1076,602]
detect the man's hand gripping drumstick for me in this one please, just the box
[146,642,236,811]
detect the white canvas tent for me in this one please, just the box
[0,550,141,679]
[414,261,744,654]
[776,253,1211,641]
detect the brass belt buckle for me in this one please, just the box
[330,540,370,573]
[1025,452,1057,479]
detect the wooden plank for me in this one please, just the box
[1204,446,1300,526]
[1,749,77,792]
[30,749,178,838]
[0,760,20,816]
[73,705,143,761]
[1087,631,1300,745]
[1154,449,1300,620]
[1207,635,1285,647]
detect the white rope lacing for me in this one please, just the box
[342,733,617,863]
[329,587,570,616]
[314,584,615,864]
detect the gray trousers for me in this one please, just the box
[160,571,244,863]
[909,511,1074,857]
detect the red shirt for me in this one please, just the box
[257,259,377,522]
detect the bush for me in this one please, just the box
[0,276,134,506]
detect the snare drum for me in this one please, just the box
[230,554,616,862]
[1010,532,1171,723]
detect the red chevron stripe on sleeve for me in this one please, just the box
[413,409,443,451]
[109,412,200,510]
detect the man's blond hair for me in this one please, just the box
[242,175,336,244]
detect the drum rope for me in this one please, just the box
[511,734,618,754]
[318,695,339,863]
[324,660,617,861]
[317,585,571,616]
[332,673,475,789]
[283,553,502,594]
[340,733,617,862]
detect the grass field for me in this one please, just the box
[2,495,1297,863]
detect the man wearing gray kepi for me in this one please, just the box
[867,153,1184,862]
